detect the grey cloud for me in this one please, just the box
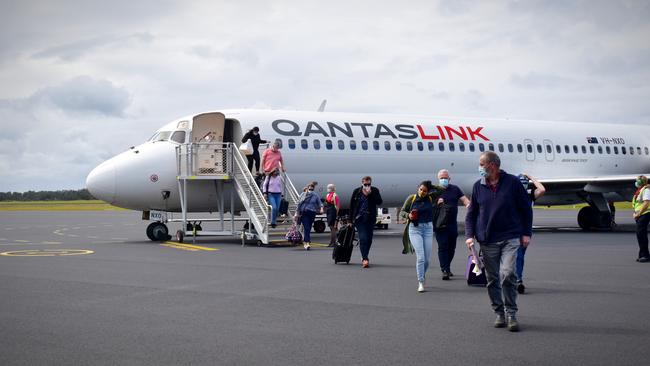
[32,33,154,62]
[510,72,576,89]
[437,0,479,16]
[462,89,487,111]
[30,76,131,117]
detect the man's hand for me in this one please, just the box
[520,235,531,248]
[437,198,444,205]
[465,238,474,249]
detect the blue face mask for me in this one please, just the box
[635,181,642,188]
[478,166,488,177]
[439,178,449,187]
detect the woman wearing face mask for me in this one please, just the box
[241,127,268,174]
[324,184,340,247]
[435,169,471,280]
[296,182,324,250]
[400,180,444,292]
[632,175,650,262]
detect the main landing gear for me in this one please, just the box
[576,192,615,231]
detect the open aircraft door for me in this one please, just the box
[191,112,226,174]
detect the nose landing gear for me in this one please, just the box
[146,222,170,241]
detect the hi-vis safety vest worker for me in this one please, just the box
[632,185,650,217]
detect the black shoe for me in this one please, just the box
[507,315,520,332]
[448,271,454,277]
[637,257,650,263]
[517,282,526,294]
[270,224,277,228]
[494,314,506,328]
[442,272,450,281]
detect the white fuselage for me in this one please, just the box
[86,109,650,212]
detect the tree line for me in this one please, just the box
[0,189,96,201]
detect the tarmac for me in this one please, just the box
[0,209,648,366]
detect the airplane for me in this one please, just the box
[86,109,650,242]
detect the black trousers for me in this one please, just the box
[247,150,260,172]
[635,213,650,258]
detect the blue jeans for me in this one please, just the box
[355,219,375,261]
[481,239,520,316]
[409,222,433,282]
[435,223,458,273]
[267,193,282,225]
[516,246,527,282]
[300,211,316,243]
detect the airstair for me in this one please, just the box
[174,142,300,245]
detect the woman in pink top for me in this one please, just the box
[325,184,340,247]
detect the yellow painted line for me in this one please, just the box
[162,242,219,251]
[41,241,62,245]
[14,240,29,243]
[161,243,199,251]
[0,249,94,257]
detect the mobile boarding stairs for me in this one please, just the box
[170,142,300,245]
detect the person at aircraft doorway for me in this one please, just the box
[434,169,470,281]
[632,175,650,263]
[465,151,533,332]
[515,173,546,294]
[349,176,383,268]
[262,140,285,174]
[241,127,268,175]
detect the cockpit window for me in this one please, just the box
[150,131,172,142]
[170,131,186,144]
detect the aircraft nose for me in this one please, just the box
[86,161,116,204]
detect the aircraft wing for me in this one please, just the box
[534,174,649,205]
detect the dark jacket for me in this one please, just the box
[465,170,533,244]
[241,131,268,152]
[349,186,383,224]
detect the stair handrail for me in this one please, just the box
[278,162,300,210]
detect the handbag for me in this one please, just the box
[285,218,303,245]
[239,141,253,156]
[433,203,451,230]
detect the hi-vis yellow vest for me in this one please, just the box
[633,186,650,216]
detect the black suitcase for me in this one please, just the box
[333,224,355,264]
[279,199,289,216]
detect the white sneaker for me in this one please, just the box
[303,242,311,250]
[417,282,425,293]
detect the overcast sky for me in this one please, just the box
[0,0,649,192]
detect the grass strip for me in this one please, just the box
[0,200,127,211]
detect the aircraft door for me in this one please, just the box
[191,112,225,143]
[524,139,535,161]
[543,139,555,162]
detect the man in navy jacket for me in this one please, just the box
[465,151,533,332]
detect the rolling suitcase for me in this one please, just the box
[333,224,355,264]
[466,255,487,286]
[279,199,289,216]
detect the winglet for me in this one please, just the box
[317,99,327,112]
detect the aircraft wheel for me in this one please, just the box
[314,221,326,233]
[577,206,597,230]
[146,222,169,241]
[176,230,184,243]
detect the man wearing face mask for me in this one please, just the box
[435,169,470,280]
[465,151,532,332]
[241,127,268,174]
[632,175,650,263]
[349,176,383,268]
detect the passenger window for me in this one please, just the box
[417,142,423,151]
[488,143,495,151]
[498,143,504,152]
[581,146,587,154]
[622,146,627,154]
[384,141,391,151]
[288,139,296,149]
[373,141,380,151]
[597,146,603,154]
[469,143,475,152]
[555,145,561,154]
[564,145,570,154]
[459,142,466,152]
[301,139,308,149]
[428,142,434,151]
[526,144,532,153]
[613,146,619,154]
[449,142,455,152]
[170,131,186,144]
[645,147,649,155]
[313,139,321,150]
[517,144,523,153]
[536,145,543,153]
[350,140,357,150]
[479,143,485,152]
[406,142,413,151]
[573,145,578,154]
[338,140,345,150]
[630,146,635,155]
[507,144,513,153]
[326,140,333,150]
[361,141,368,150]
[545,145,552,154]
[395,141,402,151]
[439,142,445,152]
[605,146,611,154]
[637,147,642,155]
[589,146,595,154]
